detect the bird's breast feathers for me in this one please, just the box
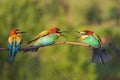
[8,35,22,44]
[34,34,58,46]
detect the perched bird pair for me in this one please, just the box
[8,28,63,63]
[8,28,112,64]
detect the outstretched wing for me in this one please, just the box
[27,30,49,44]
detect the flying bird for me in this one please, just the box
[79,30,112,64]
[8,29,25,63]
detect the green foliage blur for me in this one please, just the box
[0,0,120,80]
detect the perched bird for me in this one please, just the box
[79,30,112,64]
[8,29,25,63]
[24,27,64,52]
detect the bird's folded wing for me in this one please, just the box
[27,30,49,44]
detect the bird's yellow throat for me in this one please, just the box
[80,35,88,40]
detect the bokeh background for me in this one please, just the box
[0,0,120,80]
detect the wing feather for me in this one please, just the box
[27,30,49,44]
[93,33,103,45]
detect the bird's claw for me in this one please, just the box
[89,45,93,49]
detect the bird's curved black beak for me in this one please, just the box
[75,36,80,39]
[75,31,86,39]
[60,33,66,38]
[74,31,81,39]
[17,31,26,34]
[75,30,86,35]
[57,31,68,33]
[75,31,80,33]
[57,31,67,38]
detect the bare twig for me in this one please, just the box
[0,48,8,51]
[54,42,89,47]
[0,42,90,52]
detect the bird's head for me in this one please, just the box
[80,30,93,36]
[10,29,25,36]
[75,30,93,39]
[48,27,60,34]
[48,27,66,37]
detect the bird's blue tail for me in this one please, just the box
[92,48,112,64]
[9,50,16,63]
[9,56,14,63]
[22,46,39,52]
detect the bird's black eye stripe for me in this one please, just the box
[57,31,62,33]
[80,33,86,35]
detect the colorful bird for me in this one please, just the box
[24,27,63,52]
[8,29,25,63]
[79,30,112,64]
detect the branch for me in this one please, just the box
[0,48,8,51]
[54,42,89,47]
[20,42,91,52]
[0,42,90,51]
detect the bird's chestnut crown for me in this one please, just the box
[49,27,60,34]
[10,29,20,36]
[80,30,93,35]
[10,29,25,36]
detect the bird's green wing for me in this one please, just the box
[27,30,49,44]
[93,33,103,45]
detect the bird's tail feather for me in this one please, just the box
[22,46,40,52]
[92,48,112,64]
[9,54,14,63]
[27,37,40,44]
[9,48,19,63]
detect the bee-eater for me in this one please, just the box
[79,30,112,64]
[8,29,25,63]
[25,27,63,52]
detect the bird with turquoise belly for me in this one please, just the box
[79,30,112,64]
[24,27,63,52]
